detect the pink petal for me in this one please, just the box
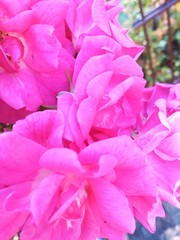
[85,154,118,178]
[106,1,122,20]
[115,165,157,197]
[30,174,62,225]
[0,187,29,239]
[76,71,113,139]
[32,0,69,43]
[90,178,135,233]
[57,92,76,141]
[110,21,144,59]
[0,0,30,17]
[92,0,111,35]
[0,210,28,239]
[86,71,112,102]
[20,216,62,240]
[111,55,143,77]
[148,152,180,207]
[40,148,83,174]
[79,204,100,240]
[73,35,121,84]
[136,123,170,153]
[13,110,65,148]
[28,50,74,106]
[168,112,180,132]
[79,135,142,168]
[34,48,74,106]
[77,97,97,139]
[57,92,84,148]
[4,182,32,212]
[0,69,42,110]
[155,133,180,160]
[0,72,24,108]
[129,196,165,232]
[70,0,93,40]
[158,187,180,208]
[24,24,61,72]
[0,132,45,185]
[0,99,30,124]
[49,183,85,223]
[0,10,32,32]
[74,53,114,103]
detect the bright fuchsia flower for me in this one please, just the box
[57,94,166,233]
[0,0,74,123]
[56,56,180,233]
[134,98,180,212]
[137,83,180,209]
[0,109,160,240]
[66,0,144,58]
[58,34,145,141]
[128,83,180,217]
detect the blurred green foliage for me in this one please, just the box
[119,0,180,84]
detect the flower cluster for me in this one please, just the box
[0,1,180,240]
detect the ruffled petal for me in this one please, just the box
[40,148,83,174]
[90,178,135,233]
[13,110,65,148]
[0,132,45,185]
[24,24,61,72]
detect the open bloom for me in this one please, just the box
[0,108,162,240]
[133,83,180,213]
[0,0,74,123]
[56,71,180,233]
[66,0,144,58]
[57,34,145,143]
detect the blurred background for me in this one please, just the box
[119,1,180,239]
[119,0,180,86]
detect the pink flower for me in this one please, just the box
[0,108,161,239]
[56,76,180,234]
[57,34,145,142]
[0,0,74,123]
[134,84,180,210]
[66,0,144,58]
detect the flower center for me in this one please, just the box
[0,30,24,72]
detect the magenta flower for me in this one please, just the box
[66,0,144,58]
[0,0,74,123]
[0,108,173,239]
[0,110,141,239]
[56,71,180,234]
[0,99,167,239]
[57,34,145,141]
[134,84,180,211]
[66,0,119,48]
